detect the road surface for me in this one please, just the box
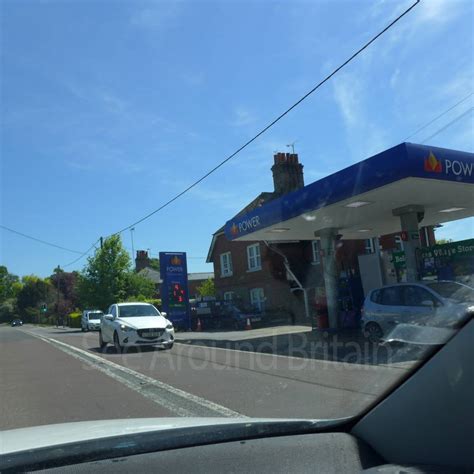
[0,325,414,430]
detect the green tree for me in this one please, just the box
[16,275,54,322]
[123,272,156,301]
[0,298,17,323]
[196,278,215,297]
[78,235,131,310]
[0,266,20,302]
[148,258,160,272]
[436,238,453,245]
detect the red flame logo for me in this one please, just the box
[424,151,442,173]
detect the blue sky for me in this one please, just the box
[1,0,473,278]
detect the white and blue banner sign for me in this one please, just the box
[224,143,474,240]
[159,252,190,329]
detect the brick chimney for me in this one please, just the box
[135,250,151,272]
[271,152,304,196]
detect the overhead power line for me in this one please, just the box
[0,225,83,255]
[404,92,474,141]
[2,1,420,271]
[62,240,100,269]
[107,0,420,237]
[421,107,473,144]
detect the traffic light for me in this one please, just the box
[41,303,47,313]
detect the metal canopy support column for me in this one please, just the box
[263,241,310,322]
[319,228,339,329]
[392,205,424,282]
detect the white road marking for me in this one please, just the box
[22,329,246,418]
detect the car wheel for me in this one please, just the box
[365,322,383,343]
[81,326,85,332]
[99,331,108,350]
[113,331,123,353]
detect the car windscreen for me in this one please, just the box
[426,282,474,303]
[118,305,160,317]
[88,313,103,320]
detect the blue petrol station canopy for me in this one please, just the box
[224,143,474,242]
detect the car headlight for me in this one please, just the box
[120,324,134,332]
[166,322,174,330]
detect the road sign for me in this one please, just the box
[392,251,406,269]
[421,238,474,260]
[159,252,190,330]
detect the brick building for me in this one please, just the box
[207,152,436,323]
[188,272,215,299]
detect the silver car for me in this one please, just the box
[361,281,474,342]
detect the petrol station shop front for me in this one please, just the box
[224,143,474,329]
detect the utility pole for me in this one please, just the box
[130,227,135,263]
[100,237,103,249]
[55,265,61,327]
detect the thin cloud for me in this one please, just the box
[158,175,247,211]
[332,72,389,159]
[130,1,182,30]
[390,68,400,88]
[230,106,258,127]
[332,75,361,128]
[63,140,144,174]
[379,0,464,49]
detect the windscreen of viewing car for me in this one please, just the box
[0,0,472,437]
[426,282,474,303]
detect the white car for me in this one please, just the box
[81,310,103,332]
[99,302,175,352]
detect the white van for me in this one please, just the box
[81,310,104,332]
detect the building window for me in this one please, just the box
[220,252,233,277]
[312,240,321,264]
[365,238,375,254]
[223,291,234,302]
[250,288,265,312]
[247,244,261,271]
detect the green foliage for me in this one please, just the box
[0,266,20,302]
[16,275,54,322]
[148,258,160,271]
[123,272,155,300]
[23,306,40,324]
[0,298,17,323]
[78,235,131,310]
[68,311,82,328]
[436,238,453,245]
[143,298,162,308]
[196,278,215,297]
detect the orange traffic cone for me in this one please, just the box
[245,318,252,330]
[196,318,202,332]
